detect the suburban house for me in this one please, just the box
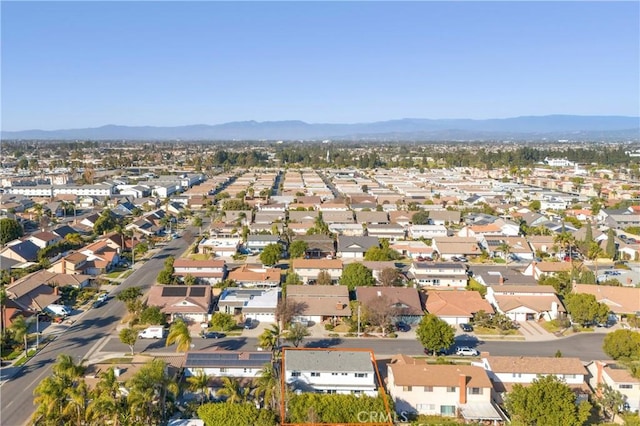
[360,261,401,284]
[322,210,355,224]
[226,264,281,288]
[245,235,281,252]
[217,287,279,323]
[337,236,380,259]
[390,241,434,260]
[485,285,565,322]
[47,251,90,275]
[526,236,557,256]
[284,349,379,396]
[184,349,272,379]
[474,353,590,404]
[523,261,573,280]
[366,223,406,241]
[291,235,335,259]
[27,231,62,249]
[408,224,448,240]
[481,236,534,260]
[4,270,66,316]
[428,210,461,226]
[0,240,40,263]
[329,223,365,237]
[80,240,120,274]
[387,354,503,422]
[197,237,241,258]
[587,361,640,412]
[572,284,640,322]
[291,258,343,285]
[173,258,227,285]
[469,267,538,287]
[432,237,481,260]
[409,262,468,289]
[355,211,389,225]
[146,285,212,323]
[356,287,424,325]
[389,211,416,227]
[425,290,494,326]
[286,285,351,325]
[288,210,319,223]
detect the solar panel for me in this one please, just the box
[189,287,206,297]
[162,287,188,297]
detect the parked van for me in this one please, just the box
[45,304,71,317]
[138,326,164,339]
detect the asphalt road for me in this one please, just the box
[0,229,194,426]
[102,331,609,362]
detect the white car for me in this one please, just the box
[455,347,479,356]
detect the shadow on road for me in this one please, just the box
[214,338,249,351]
[303,338,343,349]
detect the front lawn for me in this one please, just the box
[473,326,519,336]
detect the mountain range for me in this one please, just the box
[2,115,639,141]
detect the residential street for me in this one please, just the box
[0,230,195,426]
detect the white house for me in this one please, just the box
[485,284,565,322]
[173,258,226,285]
[284,349,378,396]
[409,262,468,289]
[291,258,343,285]
[217,287,279,323]
[184,350,272,378]
[408,224,448,240]
[198,237,241,258]
[387,354,503,422]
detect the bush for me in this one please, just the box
[328,333,339,338]
[140,306,166,325]
[324,323,335,331]
[387,332,398,338]
[210,312,236,331]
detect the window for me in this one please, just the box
[220,368,227,373]
[440,405,456,416]
[565,374,576,379]
[512,373,522,378]
[311,372,320,377]
[619,384,633,389]
[416,403,435,411]
[423,386,433,392]
[446,387,456,393]
[355,373,368,378]
[470,387,483,395]
[291,371,301,377]
[331,373,338,376]
[341,373,348,376]
[403,386,413,392]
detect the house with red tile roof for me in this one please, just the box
[425,290,494,326]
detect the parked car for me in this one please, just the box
[455,347,479,356]
[96,293,109,303]
[138,326,165,339]
[92,299,106,308]
[244,318,253,329]
[201,331,225,339]
[395,321,410,332]
[459,323,473,332]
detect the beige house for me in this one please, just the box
[387,354,503,422]
[572,283,640,321]
[146,285,212,323]
[286,285,351,325]
[425,290,494,326]
[587,361,640,412]
[291,258,343,285]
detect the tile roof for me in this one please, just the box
[292,259,343,270]
[356,287,423,316]
[389,355,491,388]
[425,290,494,317]
[286,285,351,316]
[573,284,640,314]
[485,355,586,375]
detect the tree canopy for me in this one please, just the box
[564,293,610,325]
[259,243,282,266]
[339,262,376,291]
[416,313,455,355]
[288,240,308,259]
[505,375,591,426]
[197,402,275,426]
[0,218,23,245]
[603,329,640,360]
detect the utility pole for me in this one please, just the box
[357,304,361,338]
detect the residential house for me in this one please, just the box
[4,270,67,316]
[587,361,640,412]
[226,264,281,288]
[389,211,416,227]
[0,240,40,263]
[245,235,281,252]
[457,224,503,239]
[184,349,272,379]
[286,222,315,235]
[27,231,62,250]
[355,211,389,225]
[474,353,590,404]
[146,285,212,323]
[409,262,468,289]
[253,211,285,225]
[288,210,319,223]
[486,285,565,321]
[322,210,355,224]
[408,225,448,240]
[47,252,90,275]
[428,210,461,226]
[80,240,120,274]
[284,349,378,396]
[337,236,379,259]
[360,261,401,284]
[291,235,335,259]
[387,354,502,422]
[481,236,534,260]
[432,237,481,260]
[469,266,538,287]
[198,237,241,258]
[597,208,640,229]
[425,290,494,326]
[173,259,227,285]
[356,287,423,325]
[328,223,365,236]
[291,258,343,285]
[572,284,640,322]
[526,236,557,256]
[217,287,279,323]
[523,261,573,280]
[390,241,434,260]
[286,285,351,325]
[365,223,406,241]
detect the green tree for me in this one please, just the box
[197,402,274,426]
[210,312,236,331]
[284,271,302,287]
[217,377,250,403]
[0,218,24,245]
[183,274,197,286]
[10,315,29,356]
[166,318,192,352]
[140,306,165,325]
[587,241,605,278]
[258,324,281,352]
[116,286,143,303]
[259,243,282,266]
[289,240,308,259]
[603,330,640,360]
[339,262,375,291]
[529,200,541,212]
[156,269,174,285]
[505,375,591,426]
[606,228,617,259]
[285,323,310,347]
[94,209,117,235]
[255,364,279,410]
[564,293,610,325]
[596,383,625,423]
[192,216,203,235]
[187,370,211,404]
[411,210,430,225]
[315,270,332,285]
[363,246,400,261]
[416,313,455,355]
[119,327,138,355]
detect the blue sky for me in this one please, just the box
[1,1,639,131]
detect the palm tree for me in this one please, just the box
[186,370,210,404]
[32,376,66,424]
[497,241,511,264]
[587,242,605,280]
[87,368,122,426]
[255,364,279,410]
[258,324,281,352]
[62,380,89,425]
[52,353,85,384]
[285,323,311,348]
[217,377,250,403]
[166,318,192,352]
[10,315,28,357]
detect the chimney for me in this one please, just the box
[54,286,59,296]
[377,291,382,297]
[499,276,504,286]
[114,367,122,377]
[595,362,605,396]
[336,302,344,310]
[458,374,467,404]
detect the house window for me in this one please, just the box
[291,371,301,377]
[565,374,576,379]
[470,387,483,395]
[416,403,435,411]
[424,386,433,392]
[220,368,227,373]
[244,368,249,373]
[311,372,320,377]
[355,373,367,378]
[440,405,456,416]
[403,386,413,392]
[512,373,522,378]
[341,373,348,376]
[331,373,338,376]
[619,384,633,389]
[446,387,456,393]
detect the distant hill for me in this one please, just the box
[2,115,639,141]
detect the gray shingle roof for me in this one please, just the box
[285,350,374,373]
